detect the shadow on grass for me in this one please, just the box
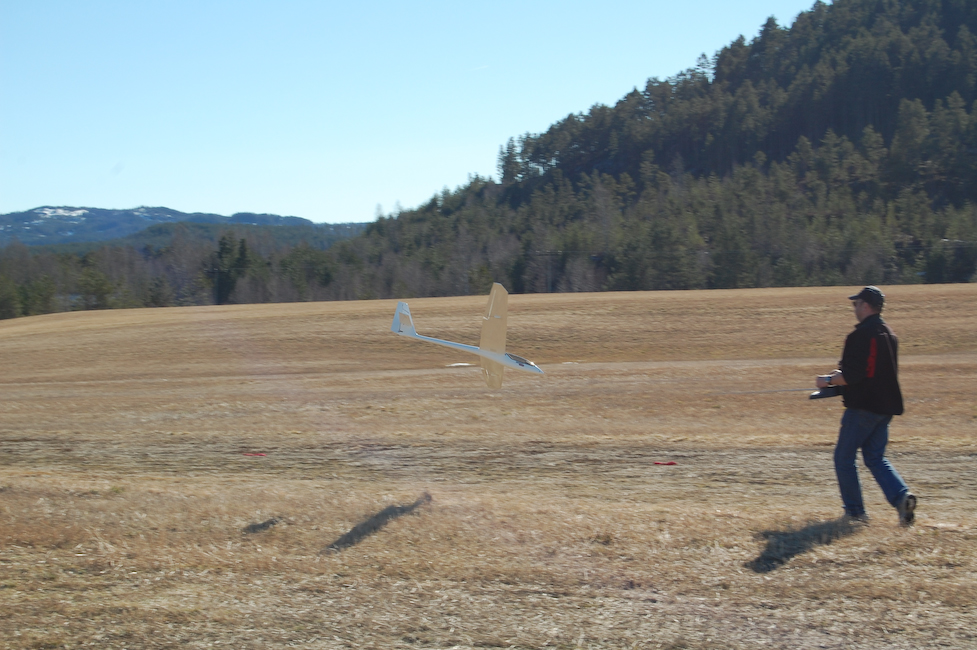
[323,493,432,553]
[747,517,863,573]
[243,517,281,534]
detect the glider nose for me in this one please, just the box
[505,353,544,374]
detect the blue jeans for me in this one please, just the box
[834,408,909,517]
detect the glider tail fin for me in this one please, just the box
[479,283,508,388]
[479,283,507,353]
[391,301,416,336]
[481,360,504,389]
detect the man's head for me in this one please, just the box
[848,286,884,322]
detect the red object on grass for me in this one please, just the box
[654,461,677,465]
[243,453,267,456]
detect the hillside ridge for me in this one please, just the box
[0,205,342,247]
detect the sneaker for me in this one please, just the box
[897,493,917,526]
[842,513,870,524]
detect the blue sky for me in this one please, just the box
[1,0,819,223]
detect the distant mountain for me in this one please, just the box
[30,220,369,257]
[0,208,372,316]
[0,206,327,246]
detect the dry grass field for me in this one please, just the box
[1,284,976,649]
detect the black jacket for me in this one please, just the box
[840,313,904,415]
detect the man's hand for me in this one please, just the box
[816,371,846,388]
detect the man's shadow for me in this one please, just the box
[747,518,863,573]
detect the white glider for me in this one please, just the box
[390,283,543,388]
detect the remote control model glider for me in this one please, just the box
[391,283,543,388]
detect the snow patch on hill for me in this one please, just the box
[34,208,89,220]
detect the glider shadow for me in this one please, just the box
[323,493,432,553]
[746,517,863,573]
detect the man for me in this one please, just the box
[816,286,916,525]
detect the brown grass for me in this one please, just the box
[1,284,976,649]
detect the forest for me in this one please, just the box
[2,0,976,319]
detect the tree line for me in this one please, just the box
[0,226,348,319]
[333,130,977,299]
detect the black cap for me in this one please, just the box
[848,286,885,308]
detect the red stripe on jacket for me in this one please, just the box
[867,337,877,378]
